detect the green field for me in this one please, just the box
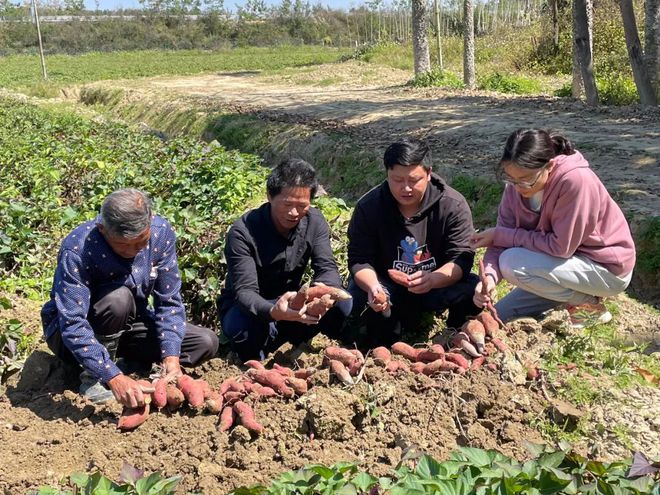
[0,46,350,91]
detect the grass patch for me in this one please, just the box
[408,68,464,89]
[478,72,542,95]
[0,46,350,93]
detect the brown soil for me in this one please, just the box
[2,62,659,493]
[1,295,658,494]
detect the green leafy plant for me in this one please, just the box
[33,462,184,495]
[231,444,659,494]
[479,72,542,95]
[407,68,464,89]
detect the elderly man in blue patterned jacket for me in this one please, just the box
[41,188,218,405]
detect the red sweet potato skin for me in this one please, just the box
[329,359,354,385]
[233,401,264,434]
[166,385,184,410]
[246,369,295,398]
[118,404,150,431]
[444,352,470,370]
[217,406,236,432]
[372,346,392,366]
[475,311,499,337]
[391,342,421,362]
[205,391,224,414]
[152,378,168,409]
[177,375,205,408]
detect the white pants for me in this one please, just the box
[495,247,632,322]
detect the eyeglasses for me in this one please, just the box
[502,167,546,189]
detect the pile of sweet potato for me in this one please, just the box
[365,309,511,376]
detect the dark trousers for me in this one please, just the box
[46,286,218,369]
[347,273,480,348]
[221,298,353,362]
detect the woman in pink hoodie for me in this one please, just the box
[470,129,635,329]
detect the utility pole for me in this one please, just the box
[31,0,48,80]
[434,0,443,69]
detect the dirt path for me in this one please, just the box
[114,61,660,217]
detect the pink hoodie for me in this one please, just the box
[484,151,636,283]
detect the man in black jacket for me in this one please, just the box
[347,138,480,346]
[218,159,352,361]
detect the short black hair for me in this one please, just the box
[383,138,432,171]
[266,158,318,199]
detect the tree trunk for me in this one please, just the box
[411,0,431,75]
[619,0,657,105]
[463,0,475,88]
[573,0,598,105]
[549,0,559,52]
[646,0,660,100]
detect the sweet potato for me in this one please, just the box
[391,342,421,362]
[324,346,359,368]
[166,384,185,410]
[246,369,295,398]
[475,311,499,337]
[244,360,266,370]
[205,390,224,414]
[444,352,471,370]
[233,401,264,434]
[526,363,539,381]
[223,390,246,404]
[349,349,365,364]
[177,375,205,409]
[491,338,509,353]
[470,356,486,371]
[329,359,354,385]
[217,406,236,432]
[152,378,168,410]
[423,359,460,375]
[118,404,150,431]
[305,282,352,302]
[285,376,309,395]
[293,367,317,380]
[289,284,309,311]
[462,320,486,353]
[385,360,409,373]
[451,332,481,358]
[305,294,335,317]
[372,346,392,366]
[417,344,445,363]
[272,363,295,377]
[488,362,500,373]
[220,377,245,395]
[198,379,212,399]
[410,362,426,374]
[250,383,278,398]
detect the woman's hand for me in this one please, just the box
[469,228,496,249]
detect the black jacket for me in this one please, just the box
[218,203,342,322]
[347,174,475,278]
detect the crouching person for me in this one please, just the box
[218,159,353,362]
[41,189,219,406]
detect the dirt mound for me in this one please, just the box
[1,301,658,493]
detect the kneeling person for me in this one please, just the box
[41,189,219,406]
[348,138,480,346]
[218,159,352,361]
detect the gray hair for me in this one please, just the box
[100,188,152,238]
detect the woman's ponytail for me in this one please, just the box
[549,132,575,156]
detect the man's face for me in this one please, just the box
[98,225,151,259]
[268,186,312,235]
[386,164,431,210]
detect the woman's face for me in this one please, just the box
[502,161,553,197]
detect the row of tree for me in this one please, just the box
[406,0,658,105]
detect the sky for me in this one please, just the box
[85,0,356,12]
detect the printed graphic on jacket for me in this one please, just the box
[392,236,437,274]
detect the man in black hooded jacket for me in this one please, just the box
[347,138,480,346]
